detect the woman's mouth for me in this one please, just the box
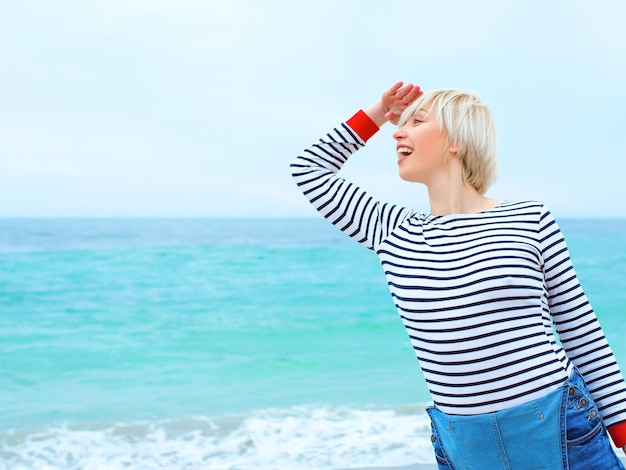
[397,146,413,163]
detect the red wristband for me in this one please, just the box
[608,421,626,448]
[346,110,379,143]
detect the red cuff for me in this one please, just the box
[346,110,379,143]
[608,421,626,448]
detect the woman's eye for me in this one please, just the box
[413,118,424,125]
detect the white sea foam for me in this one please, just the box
[0,405,436,470]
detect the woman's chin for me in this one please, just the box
[398,171,421,184]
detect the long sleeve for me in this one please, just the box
[290,110,414,250]
[539,205,626,444]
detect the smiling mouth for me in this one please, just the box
[397,147,413,162]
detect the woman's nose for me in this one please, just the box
[393,126,406,141]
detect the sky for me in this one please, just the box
[1,0,625,218]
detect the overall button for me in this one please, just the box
[431,434,437,442]
[588,409,598,419]
[568,387,575,396]
[577,398,589,409]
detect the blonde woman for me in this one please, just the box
[290,82,626,469]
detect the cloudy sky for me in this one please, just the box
[1,0,625,218]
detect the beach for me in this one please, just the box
[1,217,625,469]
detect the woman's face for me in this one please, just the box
[393,105,450,184]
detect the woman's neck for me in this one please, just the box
[428,183,500,216]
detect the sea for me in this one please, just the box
[1,217,625,470]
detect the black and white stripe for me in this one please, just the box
[291,122,626,427]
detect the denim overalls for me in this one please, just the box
[427,369,625,469]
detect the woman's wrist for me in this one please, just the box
[363,100,388,127]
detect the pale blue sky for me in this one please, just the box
[1,0,625,218]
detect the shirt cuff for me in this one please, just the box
[608,421,626,448]
[346,110,379,143]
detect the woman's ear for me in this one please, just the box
[449,144,458,155]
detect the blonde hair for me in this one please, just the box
[398,89,498,194]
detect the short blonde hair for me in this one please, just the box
[398,89,498,194]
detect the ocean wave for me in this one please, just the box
[0,404,436,470]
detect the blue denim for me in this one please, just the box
[427,369,625,469]
[565,369,625,470]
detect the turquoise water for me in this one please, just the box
[1,218,625,469]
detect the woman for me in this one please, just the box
[290,82,626,469]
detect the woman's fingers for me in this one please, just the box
[380,82,424,124]
[396,84,422,101]
[405,85,423,102]
[388,81,405,95]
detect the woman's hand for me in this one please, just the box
[364,81,423,127]
[382,81,423,125]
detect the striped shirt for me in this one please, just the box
[290,112,626,434]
